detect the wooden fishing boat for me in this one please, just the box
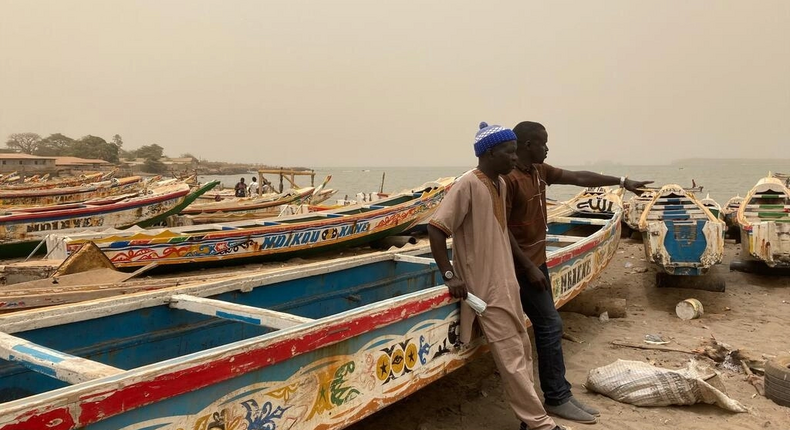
[0,181,219,258]
[548,187,623,219]
[623,190,656,231]
[700,193,723,221]
[638,184,724,276]
[0,171,112,191]
[44,178,455,269]
[0,176,146,207]
[722,195,744,228]
[0,172,19,184]
[736,175,790,268]
[0,189,621,428]
[311,188,338,205]
[177,187,316,224]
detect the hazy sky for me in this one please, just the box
[1,1,788,167]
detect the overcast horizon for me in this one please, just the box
[1,1,788,168]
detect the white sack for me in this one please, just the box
[586,359,747,413]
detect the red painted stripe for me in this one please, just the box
[2,408,75,430]
[4,291,453,429]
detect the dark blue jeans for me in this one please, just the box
[517,263,572,406]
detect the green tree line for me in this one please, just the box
[3,132,179,173]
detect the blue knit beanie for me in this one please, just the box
[474,122,517,157]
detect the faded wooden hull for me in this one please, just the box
[546,190,622,306]
[737,177,790,268]
[700,194,722,221]
[0,171,108,191]
[0,176,144,206]
[722,195,744,228]
[46,180,453,269]
[0,195,620,429]
[180,187,315,216]
[623,190,656,231]
[638,184,724,276]
[0,181,219,258]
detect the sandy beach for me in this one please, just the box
[345,238,790,430]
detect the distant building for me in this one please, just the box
[0,153,57,173]
[161,157,198,167]
[54,156,113,171]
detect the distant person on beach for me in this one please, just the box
[428,122,567,430]
[261,177,274,194]
[504,120,653,424]
[234,177,246,197]
[247,177,259,196]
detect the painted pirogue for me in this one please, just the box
[736,174,790,268]
[0,187,621,429]
[637,184,724,277]
[0,171,110,190]
[176,186,317,224]
[0,180,219,258]
[44,178,456,269]
[0,176,149,207]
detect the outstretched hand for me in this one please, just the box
[625,179,654,195]
[445,277,468,300]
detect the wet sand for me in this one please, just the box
[346,238,790,430]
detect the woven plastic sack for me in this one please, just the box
[586,359,747,413]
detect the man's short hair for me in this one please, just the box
[512,121,546,145]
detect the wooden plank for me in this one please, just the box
[169,294,314,329]
[551,216,609,226]
[546,234,583,243]
[0,331,123,384]
[393,254,435,265]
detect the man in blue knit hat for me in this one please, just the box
[429,122,568,430]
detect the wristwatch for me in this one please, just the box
[443,270,454,281]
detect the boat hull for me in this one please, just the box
[736,176,790,268]
[50,182,451,269]
[638,185,724,276]
[740,221,790,268]
[0,192,621,428]
[0,176,143,207]
[0,182,218,258]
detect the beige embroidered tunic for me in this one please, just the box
[429,169,526,344]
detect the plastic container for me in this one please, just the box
[675,298,704,320]
[465,293,487,314]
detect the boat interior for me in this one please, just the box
[742,183,790,225]
[545,210,612,252]
[0,250,441,403]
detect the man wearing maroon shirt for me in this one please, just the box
[504,121,652,424]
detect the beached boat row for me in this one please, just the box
[0,172,343,259]
[623,172,790,276]
[0,180,220,258]
[43,178,456,269]
[0,186,622,429]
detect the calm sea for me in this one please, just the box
[200,160,788,206]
